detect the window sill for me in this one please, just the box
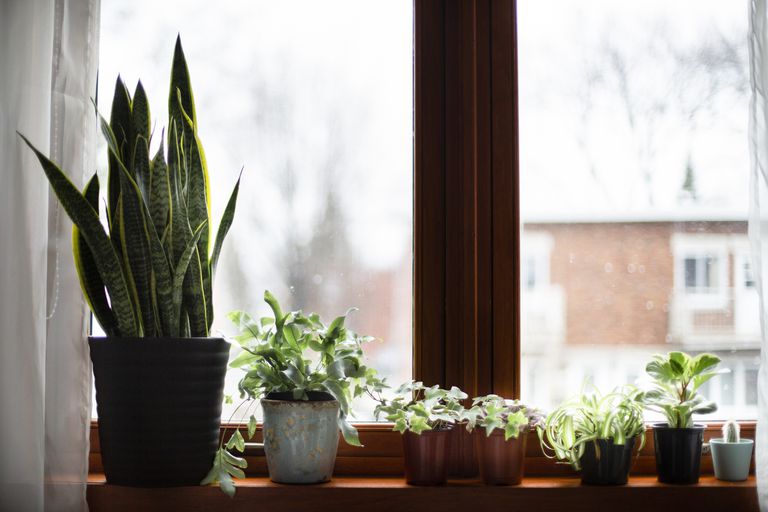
[86,474,758,512]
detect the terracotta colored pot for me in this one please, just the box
[474,429,527,485]
[448,426,479,477]
[402,428,453,485]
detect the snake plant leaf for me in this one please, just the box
[169,35,196,132]
[142,196,176,336]
[132,81,151,151]
[116,143,155,337]
[183,247,209,337]
[172,221,207,335]
[73,173,117,335]
[108,77,132,223]
[19,133,138,337]
[211,174,241,282]
[148,141,170,240]
[177,100,212,327]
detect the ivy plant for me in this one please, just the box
[463,395,543,440]
[374,381,467,434]
[203,290,386,496]
[644,351,721,428]
[538,385,646,471]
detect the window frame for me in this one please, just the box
[88,0,752,479]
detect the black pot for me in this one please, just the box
[90,336,230,487]
[652,423,705,484]
[580,437,636,485]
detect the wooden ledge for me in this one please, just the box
[87,474,758,512]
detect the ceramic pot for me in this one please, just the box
[710,438,754,482]
[90,336,230,487]
[402,428,453,485]
[260,391,340,484]
[474,429,526,485]
[652,423,704,484]
[579,437,636,485]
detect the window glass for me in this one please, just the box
[97,0,414,421]
[519,0,757,419]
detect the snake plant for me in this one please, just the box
[19,36,240,338]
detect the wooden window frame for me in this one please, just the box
[88,0,756,481]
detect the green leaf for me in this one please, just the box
[339,416,361,446]
[171,221,207,333]
[148,142,170,240]
[73,173,116,335]
[169,35,197,132]
[264,290,285,327]
[211,174,241,282]
[247,415,257,439]
[19,133,138,337]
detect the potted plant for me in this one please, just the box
[644,351,721,484]
[538,385,646,485]
[709,419,753,482]
[19,37,241,486]
[204,291,386,495]
[374,381,466,486]
[463,395,543,485]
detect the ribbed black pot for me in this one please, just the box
[89,337,230,487]
[580,437,636,485]
[652,423,704,484]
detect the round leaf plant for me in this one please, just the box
[203,290,387,496]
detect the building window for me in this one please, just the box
[683,254,720,293]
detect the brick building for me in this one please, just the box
[521,215,760,419]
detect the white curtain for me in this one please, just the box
[752,0,768,509]
[0,1,100,511]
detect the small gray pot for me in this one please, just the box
[258,392,340,484]
[710,438,754,482]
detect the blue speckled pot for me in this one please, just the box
[261,392,340,484]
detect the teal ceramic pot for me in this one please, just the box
[261,391,340,484]
[710,438,754,482]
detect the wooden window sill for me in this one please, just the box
[86,474,758,512]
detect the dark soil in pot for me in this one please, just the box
[90,336,230,487]
[265,391,335,401]
[579,437,636,485]
[652,423,705,484]
[474,429,527,485]
[402,427,453,486]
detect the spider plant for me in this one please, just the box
[538,385,646,471]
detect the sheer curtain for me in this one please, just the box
[751,0,768,509]
[0,1,100,511]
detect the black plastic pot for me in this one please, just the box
[652,423,705,484]
[90,337,230,487]
[579,437,637,485]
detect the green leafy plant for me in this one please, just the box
[19,36,240,338]
[203,290,387,496]
[374,381,467,434]
[722,419,741,443]
[644,351,721,428]
[463,395,543,440]
[538,385,646,471]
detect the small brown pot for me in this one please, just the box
[402,428,453,485]
[474,429,527,485]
